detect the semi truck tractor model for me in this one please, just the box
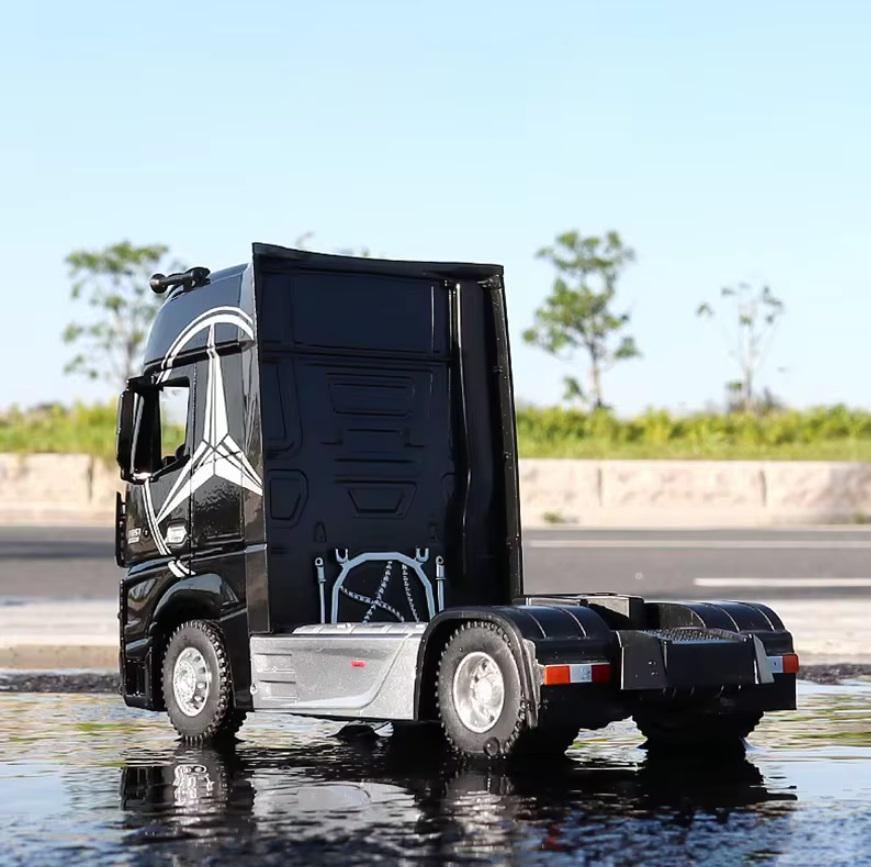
[115,245,799,758]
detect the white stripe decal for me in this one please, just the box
[140,303,262,582]
[157,307,254,382]
[143,483,170,557]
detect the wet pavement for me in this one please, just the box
[1,682,869,865]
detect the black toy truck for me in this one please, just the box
[115,244,798,758]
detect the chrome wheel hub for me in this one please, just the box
[452,651,505,733]
[173,647,212,717]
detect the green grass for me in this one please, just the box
[4,401,871,462]
[0,402,120,463]
[517,404,871,461]
[517,436,871,461]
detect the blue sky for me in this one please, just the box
[2,0,870,414]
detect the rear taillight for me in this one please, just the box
[782,652,800,675]
[591,662,612,684]
[542,665,571,686]
[767,652,800,675]
[542,662,612,686]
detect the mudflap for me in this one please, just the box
[619,628,759,690]
[617,625,797,715]
[637,600,798,714]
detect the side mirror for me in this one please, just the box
[116,389,136,482]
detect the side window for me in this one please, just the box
[131,381,190,476]
[159,384,190,466]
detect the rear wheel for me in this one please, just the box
[162,620,246,743]
[633,709,761,749]
[436,621,574,760]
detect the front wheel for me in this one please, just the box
[162,620,246,743]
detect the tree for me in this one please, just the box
[294,231,315,249]
[63,241,175,387]
[523,230,640,409]
[696,283,785,413]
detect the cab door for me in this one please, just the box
[124,372,195,570]
[188,347,254,558]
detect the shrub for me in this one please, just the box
[4,402,871,463]
[516,405,871,460]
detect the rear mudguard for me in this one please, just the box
[646,600,794,651]
[523,595,792,643]
[636,599,798,713]
[415,604,618,725]
[520,594,798,713]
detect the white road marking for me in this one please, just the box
[529,525,871,533]
[526,539,871,549]
[693,577,871,588]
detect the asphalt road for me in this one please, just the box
[2,525,871,601]
[524,526,871,600]
[0,526,119,600]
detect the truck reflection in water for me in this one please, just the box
[119,732,796,863]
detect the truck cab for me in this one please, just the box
[116,245,797,757]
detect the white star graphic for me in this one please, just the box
[156,323,263,524]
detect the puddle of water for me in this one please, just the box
[0,682,869,865]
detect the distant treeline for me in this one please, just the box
[5,402,871,463]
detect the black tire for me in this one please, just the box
[633,709,761,749]
[437,621,528,759]
[436,623,576,760]
[162,620,246,743]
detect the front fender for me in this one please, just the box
[151,572,242,631]
[123,571,250,712]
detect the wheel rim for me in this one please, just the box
[451,650,505,733]
[172,647,212,717]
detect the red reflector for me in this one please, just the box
[782,653,800,675]
[591,663,612,684]
[351,659,366,668]
[543,665,571,686]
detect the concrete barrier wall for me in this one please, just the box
[0,454,119,526]
[519,459,871,526]
[2,453,871,527]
